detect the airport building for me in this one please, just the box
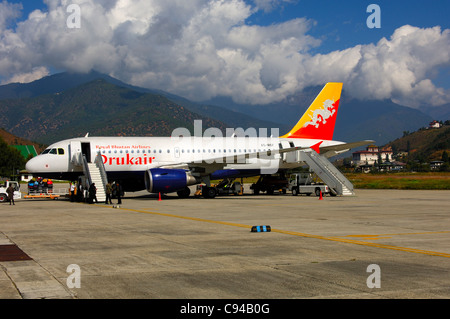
[352,145,393,166]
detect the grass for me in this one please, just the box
[346,172,450,190]
[236,172,450,190]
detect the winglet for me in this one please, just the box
[310,141,322,154]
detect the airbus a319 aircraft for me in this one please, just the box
[25,83,371,198]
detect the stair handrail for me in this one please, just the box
[310,150,353,192]
[82,155,92,186]
[94,151,108,194]
[300,149,354,195]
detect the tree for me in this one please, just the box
[0,137,26,178]
[442,151,449,163]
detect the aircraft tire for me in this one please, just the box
[177,187,190,198]
[203,187,217,199]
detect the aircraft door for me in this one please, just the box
[81,142,91,163]
[69,141,82,166]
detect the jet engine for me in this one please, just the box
[145,168,198,194]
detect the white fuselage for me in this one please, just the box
[26,136,344,191]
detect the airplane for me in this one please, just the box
[25,82,373,198]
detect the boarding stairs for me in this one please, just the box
[299,149,354,196]
[82,152,108,202]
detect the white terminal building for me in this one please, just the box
[352,145,393,166]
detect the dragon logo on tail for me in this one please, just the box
[304,99,337,129]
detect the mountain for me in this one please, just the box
[0,71,285,137]
[420,104,450,121]
[0,128,45,152]
[0,79,227,144]
[0,71,440,146]
[203,88,434,145]
[386,125,450,162]
[333,98,433,144]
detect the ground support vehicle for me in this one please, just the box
[250,174,288,195]
[194,178,243,198]
[288,173,330,196]
[0,181,22,202]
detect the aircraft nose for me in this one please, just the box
[25,156,44,173]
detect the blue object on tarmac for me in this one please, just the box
[251,225,271,232]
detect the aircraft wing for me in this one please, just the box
[159,146,303,176]
[158,141,373,174]
[321,140,375,158]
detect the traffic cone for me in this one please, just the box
[158,192,162,201]
[319,190,323,200]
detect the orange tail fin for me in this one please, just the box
[281,82,342,140]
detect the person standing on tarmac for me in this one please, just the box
[88,183,98,204]
[70,182,75,202]
[7,184,15,205]
[105,182,113,204]
[116,182,123,205]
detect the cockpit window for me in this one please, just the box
[42,148,62,155]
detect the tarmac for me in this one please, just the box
[1,187,449,300]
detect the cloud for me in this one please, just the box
[252,0,297,13]
[0,0,449,108]
[345,25,450,107]
[0,0,22,30]
[1,66,49,84]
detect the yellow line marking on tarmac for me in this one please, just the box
[114,206,450,259]
[119,207,251,229]
[346,231,450,237]
[337,231,450,241]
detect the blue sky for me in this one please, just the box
[13,0,450,50]
[1,0,450,107]
[250,0,450,91]
[249,0,450,50]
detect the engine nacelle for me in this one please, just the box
[145,168,198,194]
